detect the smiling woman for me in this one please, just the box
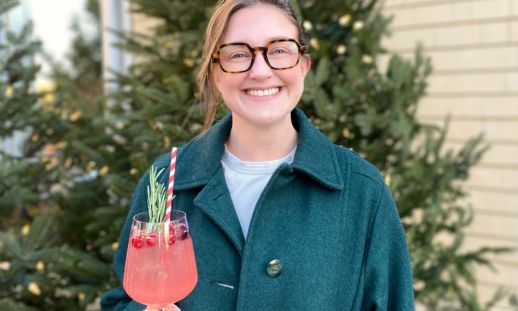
[101,1,415,310]
[211,3,311,161]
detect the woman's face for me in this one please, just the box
[213,3,311,129]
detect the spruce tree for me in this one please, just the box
[0,0,42,225]
[1,1,114,309]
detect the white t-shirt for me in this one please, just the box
[221,147,296,238]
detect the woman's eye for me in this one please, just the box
[270,48,288,55]
[229,52,249,60]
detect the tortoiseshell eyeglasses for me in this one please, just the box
[212,38,306,73]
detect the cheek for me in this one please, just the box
[280,73,305,106]
[213,70,224,91]
[214,74,240,97]
[285,62,309,94]
[220,80,240,95]
[216,79,245,108]
[299,55,311,77]
[214,76,238,99]
[289,72,306,95]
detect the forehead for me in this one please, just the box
[221,3,299,45]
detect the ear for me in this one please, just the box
[300,55,311,78]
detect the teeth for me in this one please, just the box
[246,88,280,97]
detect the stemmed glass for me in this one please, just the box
[123,210,197,310]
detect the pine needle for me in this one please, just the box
[146,166,167,229]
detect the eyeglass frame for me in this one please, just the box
[211,38,307,73]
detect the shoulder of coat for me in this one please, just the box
[144,142,193,188]
[333,145,383,186]
[152,152,170,170]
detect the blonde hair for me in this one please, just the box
[197,0,307,131]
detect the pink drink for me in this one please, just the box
[123,212,197,308]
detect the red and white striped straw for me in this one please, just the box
[164,146,177,223]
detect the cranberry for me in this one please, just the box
[168,233,176,245]
[146,233,157,246]
[131,236,143,249]
[174,224,189,240]
[166,223,177,245]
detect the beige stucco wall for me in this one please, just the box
[382,0,518,309]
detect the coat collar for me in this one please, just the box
[174,108,344,191]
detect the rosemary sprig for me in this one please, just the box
[146,166,167,229]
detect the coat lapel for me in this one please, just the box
[291,108,344,191]
[172,114,244,255]
[193,167,245,255]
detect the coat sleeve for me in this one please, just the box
[100,171,150,311]
[360,185,415,311]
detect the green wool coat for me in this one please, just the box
[101,108,415,311]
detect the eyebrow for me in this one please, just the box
[268,36,294,42]
[221,36,296,46]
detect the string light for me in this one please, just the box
[339,14,351,26]
[99,166,109,176]
[36,261,45,272]
[21,224,30,236]
[336,45,347,55]
[384,174,392,186]
[362,54,373,64]
[69,111,82,122]
[353,21,364,31]
[5,85,13,97]
[0,261,10,271]
[303,20,313,32]
[183,58,194,67]
[27,282,41,296]
[310,38,320,50]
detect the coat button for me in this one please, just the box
[266,259,282,277]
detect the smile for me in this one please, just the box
[246,87,280,97]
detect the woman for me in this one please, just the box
[102,0,415,310]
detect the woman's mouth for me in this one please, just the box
[245,87,281,97]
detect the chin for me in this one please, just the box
[244,108,294,127]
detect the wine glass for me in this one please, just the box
[123,210,197,310]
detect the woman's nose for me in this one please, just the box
[248,52,273,80]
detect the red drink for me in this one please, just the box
[123,212,197,309]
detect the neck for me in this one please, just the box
[226,115,298,161]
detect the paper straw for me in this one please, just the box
[165,146,177,223]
